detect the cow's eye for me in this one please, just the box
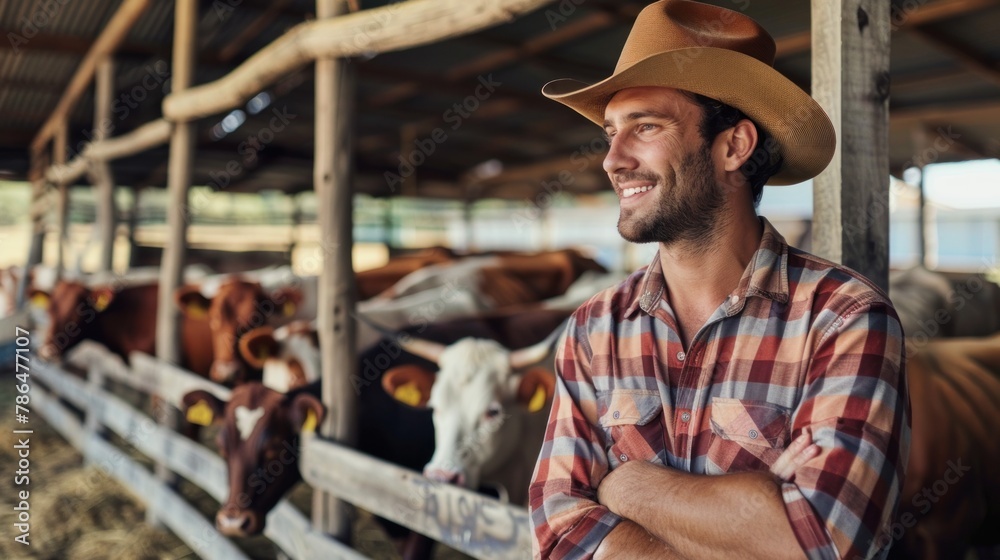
[484,404,503,419]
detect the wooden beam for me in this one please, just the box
[217,0,296,63]
[93,58,117,272]
[153,0,197,528]
[54,122,69,277]
[30,0,152,154]
[162,0,556,121]
[811,0,891,291]
[890,99,1000,124]
[313,0,357,543]
[775,0,998,58]
[907,26,1000,89]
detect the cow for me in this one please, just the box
[180,381,325,536]
[889,266,1000,340]
[239,321,319,393]
[180,308,570,553]
[888,333,1000,560]
[34,279,214,377]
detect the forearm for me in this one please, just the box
[601,462,803,560]
[594,519,683,560]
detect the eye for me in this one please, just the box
[484,404,503,420]
[603,129,615,142]
[637,123,657,133]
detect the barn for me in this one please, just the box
[1,0,999,558]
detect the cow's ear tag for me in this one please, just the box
[301,409,318,433]
[393,381,422,407]
[186,401,214,426]
[93,292,112,312]
[283,302,296,317]
[528,385,547,413]
[186,304,207,319]
[30,293,49,309]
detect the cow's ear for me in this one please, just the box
[272,287,302,317]
[181,390,226,426]
[239,326,279,368]
[290,393,325,434]
[29,289,50,309]
[382,365,435,408]
[89,287,115,312]
[516,367,556,413]
[174,286,211,319]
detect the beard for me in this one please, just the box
[616,148,727,247]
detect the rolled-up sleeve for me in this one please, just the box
[784,301,910,560]
[529,311,622,559]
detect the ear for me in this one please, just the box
[89,287,115,312]
[239,326,279,369]
[174,286,211,319]
[29,289,50,310]
[181,390,226,426]
[272,287,302,317]
[516,366,556,413]
[290,393,325,434]
[720,118,759,173]
[381,365,436,408]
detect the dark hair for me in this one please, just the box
[686,93,783,206]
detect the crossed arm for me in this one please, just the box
[592,430,819,560]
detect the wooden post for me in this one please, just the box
[811,0,891,291]
[313,0,358,542]
[93,58,117,272]
[152,0,197,526]
[54,124,69,278]
[916,167,927,267]
[18,151,49,309]
[127,186,144,269]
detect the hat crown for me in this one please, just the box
[615,0,776,73]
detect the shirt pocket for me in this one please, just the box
[597,390,666,469]
[706,397,791,475]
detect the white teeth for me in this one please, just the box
[621,185,655,198]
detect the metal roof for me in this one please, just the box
[1,0,999,198]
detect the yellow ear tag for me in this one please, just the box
[283,302,296,317]
[31,293,50,308]
[528,385,547,413]
[186,304,207,319]
[301,409,317,433]
[93,293,111,312]
[393,381,423,407]
[186,401,214,426]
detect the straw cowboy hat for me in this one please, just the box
[542,0,836,185]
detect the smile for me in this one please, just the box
[621,184,656,198]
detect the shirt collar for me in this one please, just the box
[626,216,790,317]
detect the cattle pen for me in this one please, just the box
[4,0,1000,559]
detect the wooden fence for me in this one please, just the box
[29,339,532,559]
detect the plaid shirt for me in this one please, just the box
[529,218,910,560]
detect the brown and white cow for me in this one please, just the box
[181,383,324,536]
[888,333,1000,559]
[35,279,214,376]
[239,321,320,393]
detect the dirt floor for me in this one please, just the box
[0,364,472,560]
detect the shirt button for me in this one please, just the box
[612,411,620,419]
[676,351,686,362]
[748,429,759,439]
[680,412,691,423]
[729,294,740,305]
[619,453,628,462]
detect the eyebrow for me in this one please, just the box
[603,110,675,129]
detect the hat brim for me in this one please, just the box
[542,47,835,185]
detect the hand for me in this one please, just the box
[770,427,819,481]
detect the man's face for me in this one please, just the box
[602,87,726,246]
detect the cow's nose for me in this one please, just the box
[210,360,241,383]
[424,467,466,487]
[216,508,259,536]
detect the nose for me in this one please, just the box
[424,467,466,487]
[216,508,259,536]
[602,134,636,175]
[210,360,241,383]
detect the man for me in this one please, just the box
[529,1,909,559]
